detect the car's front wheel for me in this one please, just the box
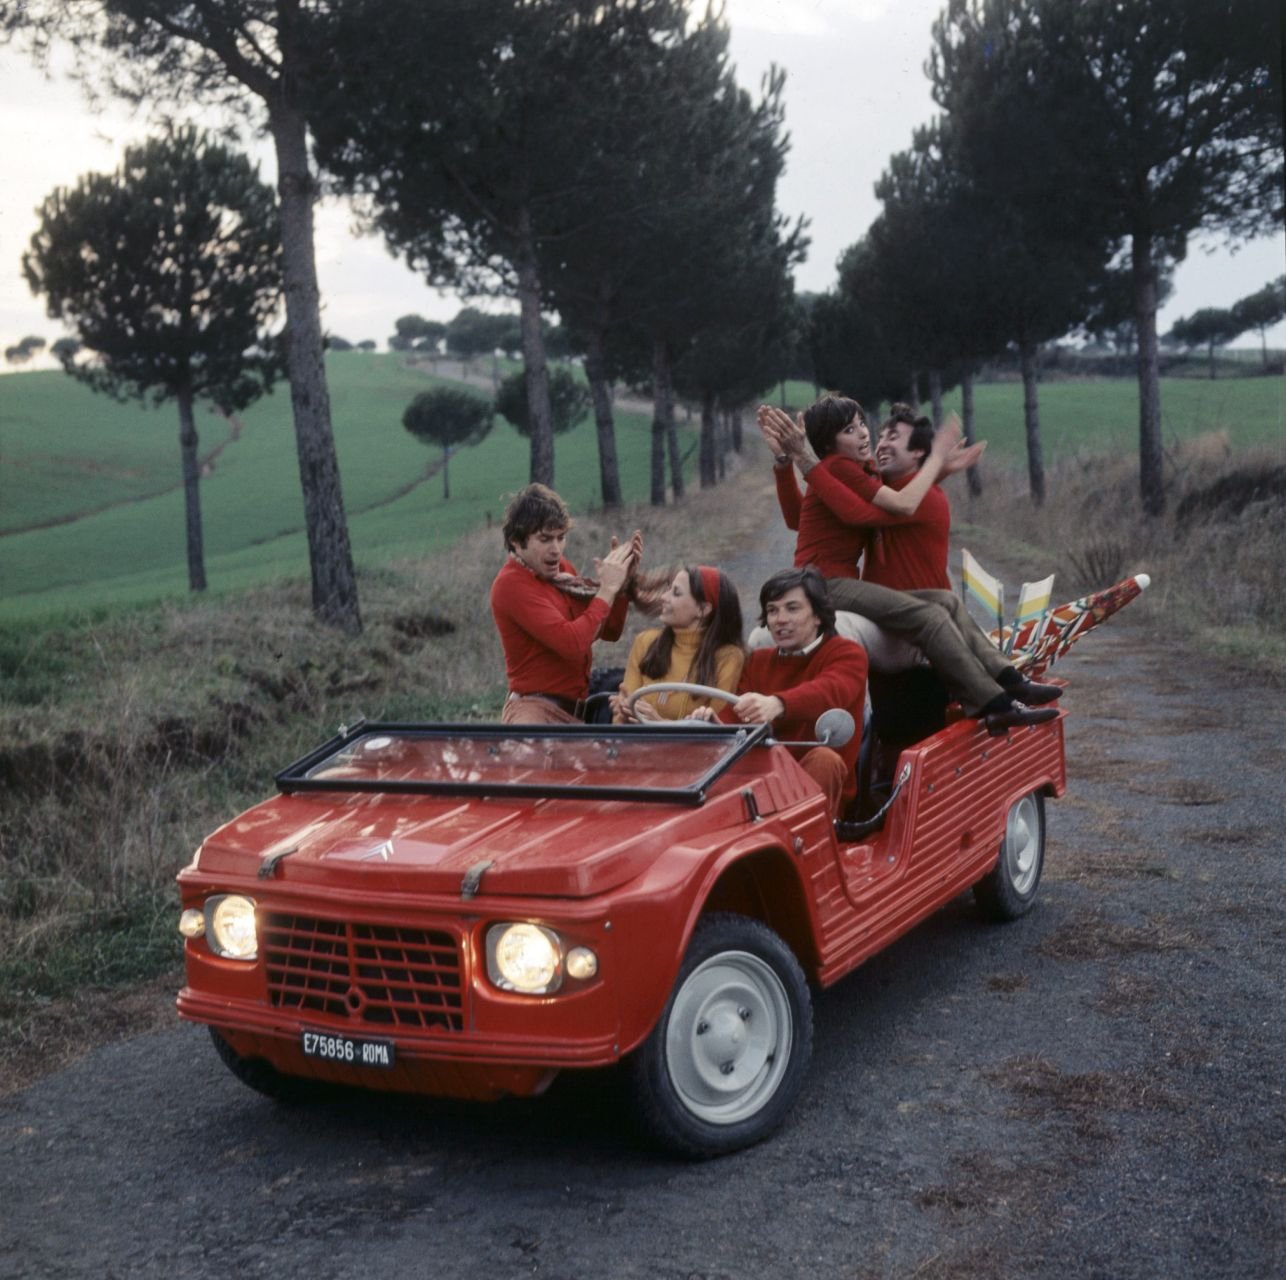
[973,790,1046,921]
[628,913,812,1158]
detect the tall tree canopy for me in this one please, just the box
[23,128,282,592]
[2,0,364,628]
[310,0,627,487]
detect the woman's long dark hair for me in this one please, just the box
[639,566,744,687]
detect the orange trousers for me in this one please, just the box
[798,746,848,819]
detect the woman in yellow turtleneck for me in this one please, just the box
[613,565,745,722]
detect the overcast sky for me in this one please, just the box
[2,0,1283,366]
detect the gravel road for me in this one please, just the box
[2,522,1282,1280]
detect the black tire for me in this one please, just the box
[208,1027,314,1103]
[974,790,1046,922]
[628,913,813,1159]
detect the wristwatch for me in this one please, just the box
[773,452,790,466]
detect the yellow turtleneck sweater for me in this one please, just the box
[617,627,745,720]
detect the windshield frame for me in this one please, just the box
[274,720,770,806]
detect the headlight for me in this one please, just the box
[204,894,258,960]
[486,922,563,994]
[178,908,205,939]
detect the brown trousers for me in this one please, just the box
[825,580,1011,715]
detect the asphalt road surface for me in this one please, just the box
[2,579,1282,1279]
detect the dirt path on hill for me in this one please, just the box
[0,514,1281,1279]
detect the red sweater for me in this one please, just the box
[489,556,629,701]
[774,457,881,580]
[720,634,868,803]
[797,464,952,592]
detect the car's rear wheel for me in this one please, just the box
[629,913,812,1158]
[208,1027,313,1103]
[974,790,1046,921]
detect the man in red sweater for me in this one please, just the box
[693,568,867,819]
[490,484,640,725]
[761,399,1058,734]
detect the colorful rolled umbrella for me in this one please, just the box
[993,574,1151,678]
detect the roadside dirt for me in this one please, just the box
[1,505,1281,1280]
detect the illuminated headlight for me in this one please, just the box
[178,909,205,939]
[204,894,258,960]
[565,946,598,981]
[486,922,563,994]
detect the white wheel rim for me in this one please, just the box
[1004,794,1042,896]
[664,950,792,1125]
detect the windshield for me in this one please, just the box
[276,722,765,805]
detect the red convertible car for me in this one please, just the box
[176,679,1064,1157]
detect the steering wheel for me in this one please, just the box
[625,682,740,723]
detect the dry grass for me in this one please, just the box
[985,973,1029,993]
[1037,909,1203,961]
[985,1053,1180,1117]
[0,970,181,1098]
[954,435,1286,680]
[1093,972,1162,1016]
[1047,848,1176,887]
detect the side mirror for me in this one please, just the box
[813,708,855,748]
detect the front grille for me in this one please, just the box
[262,913,464,1031]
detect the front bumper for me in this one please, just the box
[177,888,626,1099]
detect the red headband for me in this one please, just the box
[696,565,721,609]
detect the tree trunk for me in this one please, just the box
[1019,339,1045,507]
[928,370,944,427]
[177,386,206,592]
[268,104,361,633]
[961,370,982,497]
[650,338,674,506]
[515,205,554,486]
[699,389,717,488]
[1131,230,1165,516]
[583,328,622,508]
[442,448,450,500]
[666,401,685,500]
[730,406,743,454]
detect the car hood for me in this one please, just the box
[194,787,739,900]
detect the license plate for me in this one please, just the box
[301,1029,395,1069]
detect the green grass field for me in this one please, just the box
[1,357,1280,621]
[0,353,676,619]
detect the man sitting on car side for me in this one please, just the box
[692,567,867,820]
[490,483,641,725]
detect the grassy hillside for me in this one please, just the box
[1,357,1281,620]
[0,353,676,619]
